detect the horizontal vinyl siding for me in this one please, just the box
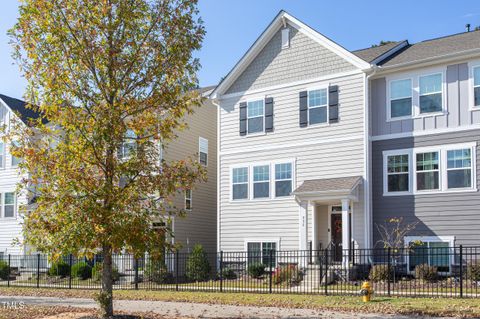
[372,129,480,246]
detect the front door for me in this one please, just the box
[331,213,343,262]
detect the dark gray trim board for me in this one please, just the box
[372,129,480,246]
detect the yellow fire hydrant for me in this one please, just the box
[360,281,373,302]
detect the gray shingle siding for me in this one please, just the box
[225,24,356,95]
[372,129,480,246]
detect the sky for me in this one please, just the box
[0,0,480,99]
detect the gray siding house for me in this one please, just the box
[211,10,480,265]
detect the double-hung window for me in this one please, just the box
[0,143,4,168]
[253,165,269,199]
[419,73,443,114]
[416,151,440,191]
[247,241,277,266]
[386,154,410,193]
[119,129,137,159]
[389,79,412,119]
[1,193,15,218]
[275,163,292,197]
[473,66,480,107]
[185,190,192,210]
[11,142,22,167]
[247,100,264,134]
[308,89,328,125]
[199,137,208,166]
[446,148,472,189]
[232,167,248,200]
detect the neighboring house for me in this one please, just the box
[210,9,480,267]
[0,88,217,256]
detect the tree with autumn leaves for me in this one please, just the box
[8,0,205,317]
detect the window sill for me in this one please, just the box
[243,132,267,138]
[383,188,478,197]
[305,122,330,129]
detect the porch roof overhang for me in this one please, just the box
[292,176,363,202]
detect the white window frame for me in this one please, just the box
[185,189,192,211]
[119,129,137,160]
[252,164,270,199]
[1,192,16,219]
[414,150,441,193]
[383,149,413,196]
[307,87,329,126]
[387,78,413,121]
[446,148,474,190]
[246,99,265,135]
[404,236,455,275]
[383,143,477,196]
[244,238,280,267]
[0,142,4,169]
[230,159,295,202]
[274,162,293,198]
[199,137,208,166]
[10,142,21,168]
[418,72,444,115]
[469,61,480,110]
[386,68,447,122]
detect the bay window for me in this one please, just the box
[416,151,439,191]
[308,89,328,125]
[390,79,412,118]
[419,73,443,114]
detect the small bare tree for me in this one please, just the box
[375,217,420,251]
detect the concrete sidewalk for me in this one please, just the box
[0,295,447,319]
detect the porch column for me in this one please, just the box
[298,201,308,251]
[341,198,351,265]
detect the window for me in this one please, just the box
[275,163,292,197]
[419,73,443,114]
[416,152,440,191]
[0,143,4,168]
[473,66,480,107]
[119,129,137,159]
[406,237,453,273]
[247,241,277,266]
[3,193,15,218]
[390,79,412,118]
[247,100,264,134]
[232,167,248,200]
[447,149,472,189]
[185,190,192,210]
[253,165,269,199]
[199,137,208,166]
[308,89,328,125]
[11,142,22,167]
[387,154,409,192]
[281,28,290,49]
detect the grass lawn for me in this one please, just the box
[1,287,480,318]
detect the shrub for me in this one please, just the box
[273,265,303,285]
[247,263,266,279]
[467,262,480,281]
[0,261,9,280]
[415,263,437,282]
[71,261,92,280]
[92,262,120,282]
[185,244,211,282]
[144,259,173,284]
[48,260,70,278]
[369,264,391,282]
[219,267,237,280]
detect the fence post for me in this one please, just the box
[387,247,391,297]
[459,245,463,298]
[175,251,179,292]
[69,254,73,289]
[268,249,273,294]
[219,251,223,293]
[134,257,139,290]
[36,253,40,288]
[7,254,10,288]
[324,248,328,296]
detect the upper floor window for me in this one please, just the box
[386,153,409,193]
[253,165,269,199]
[185,189,192,210]
[11,142,22,167]
[419,73,443,114]
[275,163,292,197]
[232,167,248,200]
[473,66,480,108]
[308,89,328,125]
[199,137,208,166]
[389,79,412,119]
[416,151,440,191]
[0,142,4,168]
[247,100,264,134]
[118,129,137,159]
[1,192,15,218]
[446,149,472,189]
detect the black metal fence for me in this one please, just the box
[1,246,479,298]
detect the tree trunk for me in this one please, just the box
[101,245,114,318]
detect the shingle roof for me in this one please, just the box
[353,41,404,63]
[293,176,362,194]
[379,30,480,67]
[0,94,42,125]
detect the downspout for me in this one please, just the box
[211,97,221,254]
[363,65,378,252]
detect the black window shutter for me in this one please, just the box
[239,102,247,136]
[299,91,308,127]
[329,85,339,123]
[265,97,274,132]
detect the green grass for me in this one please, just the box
[1,286,480,317]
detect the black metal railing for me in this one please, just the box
[0,246,479,298]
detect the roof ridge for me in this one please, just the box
[415,29,480,44]
[352,41,403,53]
